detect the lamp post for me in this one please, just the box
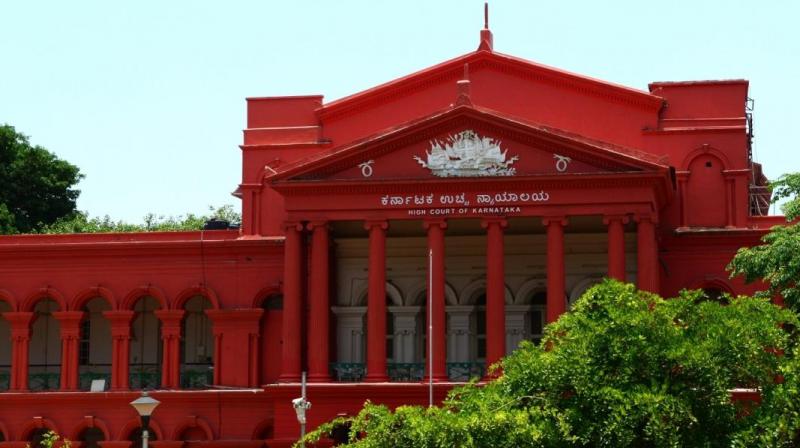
[130,391,160,448]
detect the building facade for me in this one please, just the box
[0,23,784,447]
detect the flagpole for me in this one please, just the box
[429,248,434,408]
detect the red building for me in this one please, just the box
[0,20,783,448]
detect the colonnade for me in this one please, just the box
[0,306,216,392]
[280,213,659,383]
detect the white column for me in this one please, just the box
[390,307,420,364]
[331,307,367,363]
[505,305,529,353]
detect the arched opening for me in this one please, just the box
[255,422,274,440]
[178,426,209,442]
[528,291,547,345]
[78,427,105,448]
[686,154,727,227]
[130,297,162,389]
[27,428,51,448]
[79,298,112,390]
[569,278,603,307]
[415,290,428,365]
[180,296,214,389]
[472,293,487,363]
[260,294,283,385]
[0,301,12,390]
[128,427,158,448]
[386,301,394,363]
[701,287,729,304]
[29,299,61,391]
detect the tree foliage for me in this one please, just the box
[728,172,800,312]
[303,281,797,447]
[38,205,241,234]
[0,124,83,233]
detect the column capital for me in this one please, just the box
[542,216,568,227]
[633,213,658,225]
[602,214,630,225]
[103,310,135,325]
[364,219,389,231]
[422,218,447,230]
[3,311,34,329]
[480,217,508,229]
[306,220,329,231]
[154,309,185,335]
[283,220,304,232]
[52,311,85,329]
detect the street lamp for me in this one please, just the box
[130,391,160,448]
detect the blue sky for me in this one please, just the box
[1,0,797,222]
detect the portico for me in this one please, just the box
[268,106,672,383]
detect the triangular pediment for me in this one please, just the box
[271,106,669,185]
[319,50,663,121]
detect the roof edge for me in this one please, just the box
[318,50,664,121]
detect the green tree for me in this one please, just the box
[725,172,800,446]
[303,281,796,447]
[0,124,83,234]
[728,172,800,312]
[38,205,241,234]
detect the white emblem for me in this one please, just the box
[554,154,571,172]
[413,130,518,177]
[359,160,374,177]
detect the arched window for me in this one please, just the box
[473,294,487,362]
[128,427,158,448]
[180,296,214,389]
[29,299,61,391]
[416,290,428,363]
[0,300,12,390]
[130,297,162,389]
[386,303,394,362]
[529,291,547,345]
[79,298,112,390]
[27,428,50,448]
[700,287,729,304]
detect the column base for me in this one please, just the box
[277,374,301,383]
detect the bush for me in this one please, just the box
[303,280,797,447]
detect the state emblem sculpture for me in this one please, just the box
[414,130,518,177]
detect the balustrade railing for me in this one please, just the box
[447,362,485,381]
[79,364,112,390]
[180,363,213,389]
[29,365,60,391]
[388,362,424,382]
[129,363,161,390]
[329,362,366,382]
[327,361,486,382]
